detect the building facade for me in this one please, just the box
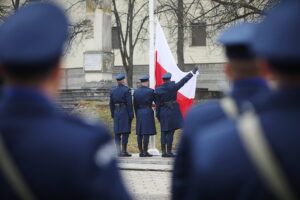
[59,0,229,97]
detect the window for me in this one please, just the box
[191,23,206,46]
[27,0,42,2]
[112,27,120,49]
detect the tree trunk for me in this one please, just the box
[177,0,185,71]
[12,0,20,10]
[125,65,133,88]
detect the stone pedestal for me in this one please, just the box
[84,0,113,87]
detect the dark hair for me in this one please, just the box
[226,45,254,60]
[3,57,60,82]
[269,59,300,75]
[0,67,3,86]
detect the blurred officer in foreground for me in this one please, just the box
[0,3,131,200]
[0,67,3,99]
[172,22,271,200]
[133,75,156,157]
[155,68,198,157]
[110,73,134,157]
[187,0,300,199]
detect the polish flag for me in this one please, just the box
[154,20,198,117]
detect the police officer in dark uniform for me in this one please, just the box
[0,2,131,200]
[155,69,198,157]
[172,23,271,200]
[110,73,134,157]
[133,75,156,157]
[0,67,3,100]
[186,1,300,199]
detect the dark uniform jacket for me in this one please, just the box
[133,86,156,135]
[172,78,271,200]
[110,84,134,134]
[0,87,131,200]
[155,73,193,132]
[0,87,2,101]
[187,89,300,199]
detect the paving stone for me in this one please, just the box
[119,163,172,172]
[121,170,171,200]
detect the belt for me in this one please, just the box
[138,105,152,109]
[114,103,126,106]
[160,101,176,108]
[114,103,126,111]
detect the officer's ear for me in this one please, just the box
[256,59,275,81]
[0,65,3,76]
[0,65,4,86]
[44,60,62,97]
[49,61,62,81]
[223,62,234,81]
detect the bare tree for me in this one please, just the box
[0,0,91,51]
[112,0,149,87]
[157,0,276,70]
[198,0,276,31]
[156,0,201,71]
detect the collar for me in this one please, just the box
[258,88,300,112]
[232,77,269,90]
[1,86,54,107]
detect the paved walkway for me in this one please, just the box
[121,170,171,200]
[119,154,173,200]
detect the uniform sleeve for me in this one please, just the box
[126,88,134,120]
[133,92,138,116]
[85,129,132,200]
[152,89,156,107]
[109,90,115,119]
[174,72,194,91]
[172,109,199,200]
[154,91,161,121]
[172,132,191,200]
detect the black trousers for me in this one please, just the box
[115,133,130,152]
[137,135,150,151]
[161,130,175,148]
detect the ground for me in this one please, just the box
[73,101,182,153]
[119,155,173,200]
[72,101,182,200]
[121,170,171,200]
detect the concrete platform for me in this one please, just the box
[118,154,174,172]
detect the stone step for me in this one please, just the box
[118,154,174,172]
[57,96,106,101]
[119,163,172,172]
[58,94,109,99]
[56,88,110,113]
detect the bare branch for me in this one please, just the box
[65,0,85,12]
[210,0,264,14]
[133,16,148,49]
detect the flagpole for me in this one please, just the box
[148,0,160,156]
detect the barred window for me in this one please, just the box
[112,27,120,49]
[191,23,206,46]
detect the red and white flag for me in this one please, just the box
[154,20,198,117]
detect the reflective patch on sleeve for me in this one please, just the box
[220,97,239,118]
[94,141,116,167]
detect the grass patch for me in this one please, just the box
[78,101,181,153]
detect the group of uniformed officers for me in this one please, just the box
[110,68,198,157]
[1,0,300,199]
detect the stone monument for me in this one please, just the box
[81,0,114,89]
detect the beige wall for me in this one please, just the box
[55,0,113,83]
[2,0,227,69]
[112,0,227,68]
